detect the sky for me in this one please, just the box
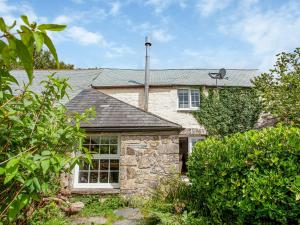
[1,0,300,71]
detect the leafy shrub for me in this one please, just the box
[137,175,203,225]
[69,195,125,217]
[28,202,68,225]
[252,48,300,127]
[0,16,93,223]
[188,125,300,224]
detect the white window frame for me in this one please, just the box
[73,135,120,189]
[188,136,204,154]
[177,88,200,110]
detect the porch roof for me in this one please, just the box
[66,89,182,131]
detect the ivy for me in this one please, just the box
[193,87,262,137]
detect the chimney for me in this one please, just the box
[144,36,151,111]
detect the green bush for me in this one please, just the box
[69,195,125,217]
[137,175,202,225]
[188,125,300,224]
[28,202,68,225]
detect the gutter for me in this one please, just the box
[81,126,183,132]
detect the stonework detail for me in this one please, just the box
[119,134,179,195]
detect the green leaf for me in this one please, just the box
[8,202,19,222]
[41,150,51,156]
[8,115,23,124]
[19,26,33,46]
[38,24,66,31]
[41,160,50,175]
[6,158,20,170]
[0,17,6,32]
[4,158,20,184]
[20,15,30,26]
[295,176,300,187]
[14,39,33,83]
[4,166,19,184]
[0,167,5,175]
[42,33,59,68]
[33,31,44,53]
[33,177,41,191]
[8,193,29,222]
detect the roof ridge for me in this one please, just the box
[96,89,182,128]
[101,68,259,71]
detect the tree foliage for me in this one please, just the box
[0,16,93,223]
[188,125,300,224]
[193,88,262,137]
[252,48,300,127]
[12,49,74,69]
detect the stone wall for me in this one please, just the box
[119,134,179,195]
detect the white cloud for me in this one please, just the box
[196,0,232,16]
[105,46,135,58]
[67,26,108,46]
[110,2,121,16]
[152,29,175,43]
[0,0,16,14]
[219,1,300,70]
[145,0,187,13]
[53,15,72,24]
[0,0,47,28]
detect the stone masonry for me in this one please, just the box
[119,134,179,195]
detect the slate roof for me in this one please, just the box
[65,89,182,131]
[11,70,101,104]
[92,68,259,88]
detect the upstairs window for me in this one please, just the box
[178,89,189,108]
[191,90,200,107]
[178,89,200,109]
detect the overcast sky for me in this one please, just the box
[1,0,300,71]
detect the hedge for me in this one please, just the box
[188,125,300,224]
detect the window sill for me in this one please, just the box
[71,188,120,195]
[177,108,199,112]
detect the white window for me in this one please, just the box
[178,89,189,108]
[178,89,200,109]
[191,90,200,107]
[74,135,120,188]
[188,137,204,154]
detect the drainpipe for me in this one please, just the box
[144,36,151,112]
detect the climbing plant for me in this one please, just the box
[193,87,262,137]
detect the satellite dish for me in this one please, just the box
[219,68,226,79]
[208,68,228,87]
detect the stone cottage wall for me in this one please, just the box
[119,134,179,195]
[98,87,205,132]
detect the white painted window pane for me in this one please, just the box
[79,172,89,183]
[110,172,119,183]
[100,172,109,183]
[78,136,119,185]
[178,89,189,108]
[89,172,98,183]
[191,90,200,107]
[110,145,118,154]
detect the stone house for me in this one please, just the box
[12,68,258,195]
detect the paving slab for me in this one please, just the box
[114,208,143,220]
[71,216,107,225]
